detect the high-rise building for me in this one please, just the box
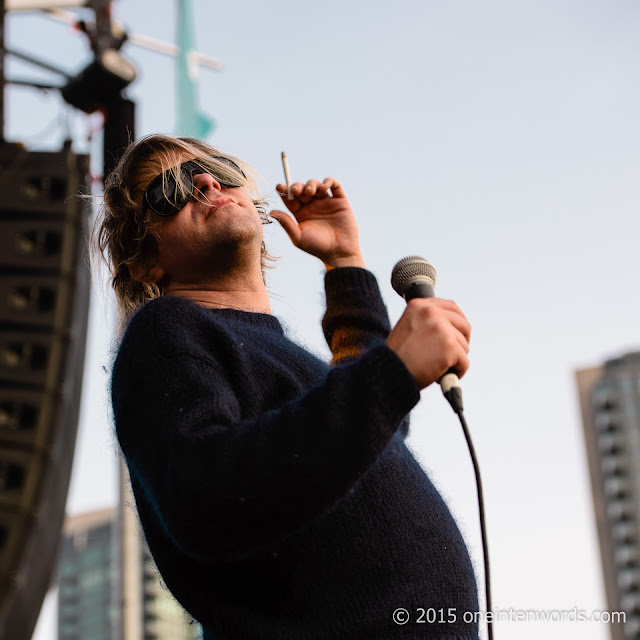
[577,351,640,640]
[57,508,115,640]
[57,502,201,640]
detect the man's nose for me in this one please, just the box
[193,171,222,194]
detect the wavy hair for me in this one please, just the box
[92,134,274,331]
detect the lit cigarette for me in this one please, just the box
[281,151,293,200]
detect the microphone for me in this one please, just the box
[391,256,463,413]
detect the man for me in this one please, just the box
[96,134,478,638]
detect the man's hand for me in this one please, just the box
[386,298,471,390]
[271,178,365,269]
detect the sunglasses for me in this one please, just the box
[143,156,246,217]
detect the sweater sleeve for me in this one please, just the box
[113,302,420,564]
[321,267,392,364]
[321,267,411,438]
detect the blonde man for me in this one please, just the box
[96,134,478,639]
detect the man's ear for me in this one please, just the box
[128,261,165,284]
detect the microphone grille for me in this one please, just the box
[391,256,437,297]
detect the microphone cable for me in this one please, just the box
[391,256,493,640]
[451,397,493,640]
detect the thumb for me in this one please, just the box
[270,209,301,247]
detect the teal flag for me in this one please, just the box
[176,0,214,138]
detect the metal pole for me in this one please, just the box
[0,0,5,142]
[103,95,134,181]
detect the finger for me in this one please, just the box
[444,309,471,343]
[322,177,347,199]
[441,335,470,378]
[275,185,302,213]
[453,328,470,354]
[269,209,301,247]
[453,349,470,378]
[276,183,297,198]
[288,182,308,200]
[304,179,332,200]
[409,298,471,342]
[289,181,323,204]
[278,180,332,204]
[431,298,469,323]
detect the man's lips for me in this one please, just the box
[206,198,234,215]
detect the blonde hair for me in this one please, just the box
[93,134,274,330]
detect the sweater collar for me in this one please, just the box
[204,306,284,334]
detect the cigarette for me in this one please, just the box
[281,151,293,200]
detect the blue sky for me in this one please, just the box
[6,1,639,638]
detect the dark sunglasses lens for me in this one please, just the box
[145,167,194,216]
[218,157,245,186]
[190,157,245,188]
[144,156,246,216]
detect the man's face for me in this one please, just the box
[139,153,263,287]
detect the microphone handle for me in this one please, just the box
[403,281,435,299]
[403,282,463,410]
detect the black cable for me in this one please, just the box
[454,406,493,640]
[390,256,492,636]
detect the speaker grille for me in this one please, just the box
[0,142,90,640]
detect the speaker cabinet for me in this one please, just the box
[0,142,90,640]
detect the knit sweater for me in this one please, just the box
[112,267,479,639]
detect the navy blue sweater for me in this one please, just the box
[112,268,478,639]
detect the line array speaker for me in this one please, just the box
[0,141,91,640]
